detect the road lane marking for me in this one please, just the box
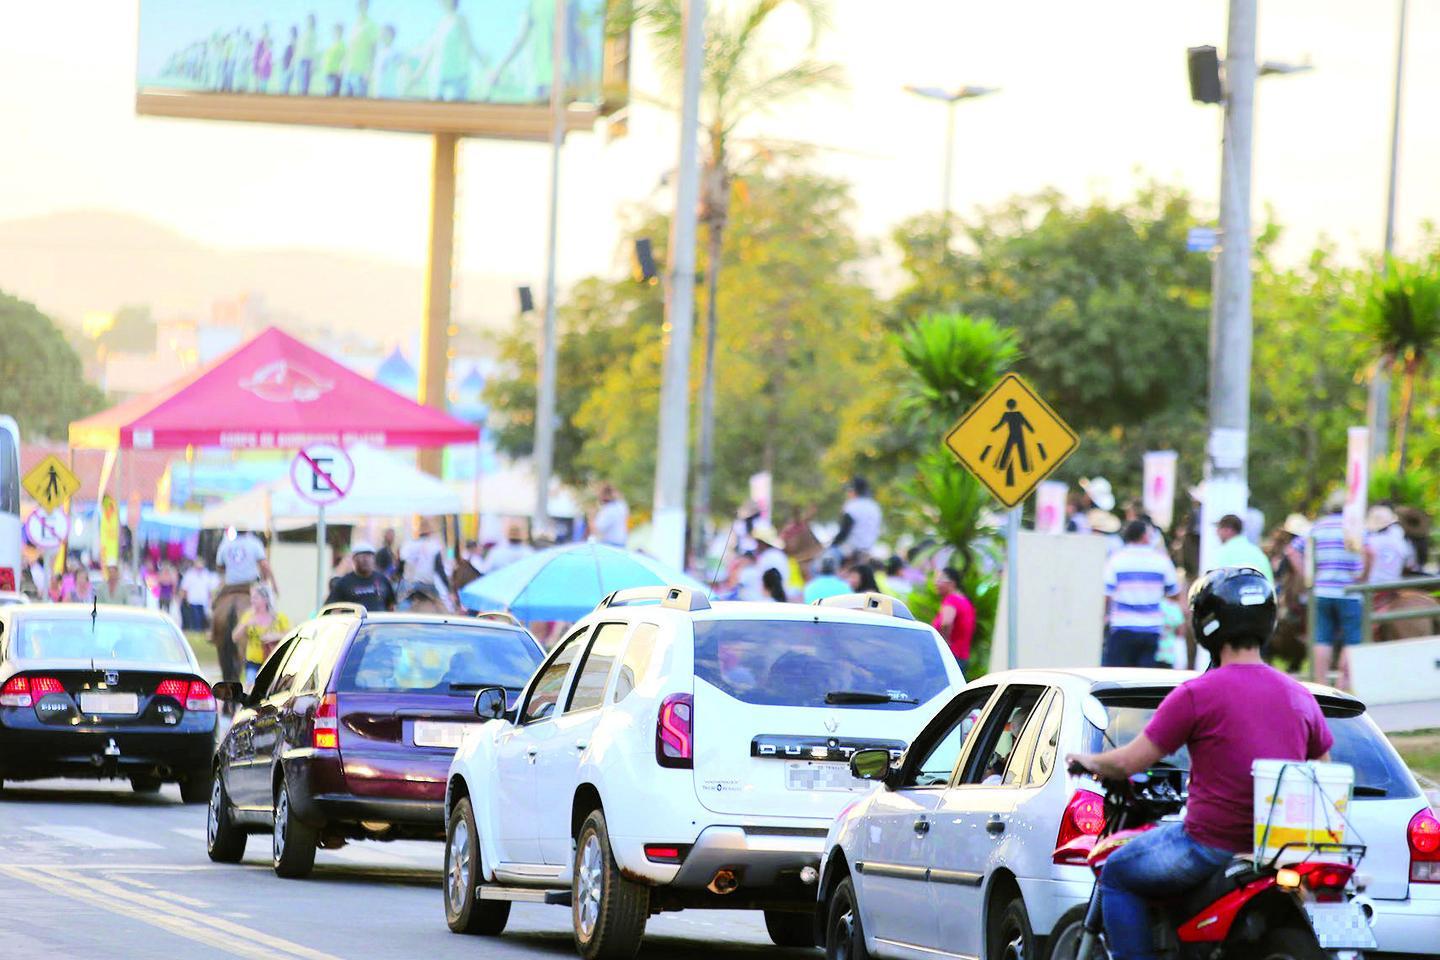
[25,825,162,849]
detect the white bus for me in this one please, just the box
[0,416,21,593]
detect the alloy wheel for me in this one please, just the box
[207,778,222,849]
[831,904,855,960]
[448,819,472,911]
[576,832,603,938]
[273,785,288,862]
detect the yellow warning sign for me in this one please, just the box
[944,373,1079,509]
[22,454,82,511]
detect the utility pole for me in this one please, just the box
[532,0,568,538]
[418,133,458,478]
[652,0,706,571]
[1369,0,1408,466]
[1199,0,1257,573]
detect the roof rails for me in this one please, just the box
[473,610,523,627]
[813,592,915,621]
[598,586,711,613]
[318,603,368,618]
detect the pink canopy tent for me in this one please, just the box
[69,326,479,451]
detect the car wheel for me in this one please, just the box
[272,778,318,878]
[825,876,870,960]
[444,797,510,935]
[572,809,648,960]
[988,894,1035,960]
[206,772,247,864]
[1042,905,1089,960]
[179,768,211,804]
[1257,926,1327,960]
[765,910,816,948]
[130,774,163,794]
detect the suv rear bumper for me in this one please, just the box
[1364,885,1440,955]
[617,825,826,896]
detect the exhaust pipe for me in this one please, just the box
[708,869,739,895]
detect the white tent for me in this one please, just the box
[202,444,462,530]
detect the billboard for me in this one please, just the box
[136,0,626,139]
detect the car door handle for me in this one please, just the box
[913,818,930,836]
[574,739,588,751]
[526,747,538,764]
[986,816,1006,835]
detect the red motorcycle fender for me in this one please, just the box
[1175,876,1277,943]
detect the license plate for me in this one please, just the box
[413,720,468,749]
[786,760,866,792]
[79,692,139,715]
[1304,901,1376,950]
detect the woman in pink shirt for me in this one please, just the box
[932,566,976,675]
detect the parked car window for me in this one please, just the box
[905,687,995,788]
[336,622,542,696]
[250,635,299,703]
[566,623,628,713]
[961,685,1047,785]
[519,629,587,724]
[1002,688,1058,786]
[613,623,659,703]
[15,616,190,664]
[1024,689,1066,786]
[269,631,316,699]
[693,619,949,710]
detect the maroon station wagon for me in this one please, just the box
[205,605,544,878]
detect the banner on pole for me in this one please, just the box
[749,472,772,525]
[1344,426,1369,550]
[1034,481,1067,535]
[1143,451,1179,531]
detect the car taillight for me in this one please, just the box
[0,567,15,591]
[155,679,188,701]
[185,681,215,712]
[643,844,689,864]
[1,675,64,708]
[1053,789,1106,864]
[1409,808,1440,883]
[313,693,339,750]
[656,693,693,768]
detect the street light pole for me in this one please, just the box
[1199,0,1257,574]
[532,0,568,538]
[652,0,706,571]
[1369,0,1408,465]
[903,85,997,246]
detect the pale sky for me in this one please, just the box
[1,0,1435,312]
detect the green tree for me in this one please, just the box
[0,290,105,439]
[1360,257,1440,472]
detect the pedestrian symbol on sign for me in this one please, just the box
[985,398,1050,487]
[944,373,1078,509]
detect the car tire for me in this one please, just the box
[765,910,816,948]
[272,778,318,879]
[179,769,211,804]
[444,797,510,935]
[988,894,1035,960]
[825,876,870,960]
[1256,925,1327,960]
[130,774,163,794]
[1042,905,1089,960]
[572,809,648,960]
[206,772,247,864]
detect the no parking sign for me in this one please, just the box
[290,443,354,507]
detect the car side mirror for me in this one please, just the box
[212,681,243,704]
[473,687,508,721]
[850,748,894,785]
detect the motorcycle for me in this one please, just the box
[1047,759,1373,960]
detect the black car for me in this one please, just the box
[207,605,544,878]
[0,603,217,800]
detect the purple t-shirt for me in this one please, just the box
[1144,663,1333,853]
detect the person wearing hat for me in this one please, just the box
[1365,504,1414,589]
[752,524,789,583]
[325,541,397,612]
[1311,489,1365,689]
[484,521,534,574]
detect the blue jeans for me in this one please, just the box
[1102,628,1161,667]
[1101,822,1234,960]
[1313,595,1362,647]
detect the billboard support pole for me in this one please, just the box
[419,132,459,478]
[533,0,568,539]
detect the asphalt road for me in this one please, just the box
[0,778,802,960]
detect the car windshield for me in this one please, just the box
[693,619,948,710]
[14,617,191,664]
[336,622,542,694]
[1091,698,1418,800]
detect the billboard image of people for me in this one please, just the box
[137,0,608,107]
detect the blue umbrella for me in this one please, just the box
[458,543,709,622]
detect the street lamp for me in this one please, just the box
[904,84,999,224]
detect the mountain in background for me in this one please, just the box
[0,209,524,344]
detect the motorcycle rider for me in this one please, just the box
[1066,567,1333,960]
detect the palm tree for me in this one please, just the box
[1362,257,1440,472]
[626,0,845,555]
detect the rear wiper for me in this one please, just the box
[448,682,519,692]
[825,690,919,705]
[1352,784,1388,797]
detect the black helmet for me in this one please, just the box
[1188,566,1276,658]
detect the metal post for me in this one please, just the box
[533,0,567,537]
[942,100,956,227]
[1005,506,1021,671]
[1369,0,1408,465]
[316,504,327,609]
[419,132,459,478]
[651,0,706,571]
[1199,0,1257,574]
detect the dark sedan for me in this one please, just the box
[207,606,544,878]
[0,603,217,800]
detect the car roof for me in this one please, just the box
[311,611,536,636]
[3,603,176,623]
[974,666,1362,709]
[583,599,933,631]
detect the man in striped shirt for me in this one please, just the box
[1311,489,1367,689]
[1102,520,1183,667]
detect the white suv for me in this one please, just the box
[441,586,963,959]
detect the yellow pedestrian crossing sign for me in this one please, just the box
[944,373,1079,509]
[22,454,82,511]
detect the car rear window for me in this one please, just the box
[336,622,542,694]
[14,617,190,664]
[1091,699,1418,800]
[692,618,949,710]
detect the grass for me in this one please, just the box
[1390,728,1440,784]
[184,630,220,679]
